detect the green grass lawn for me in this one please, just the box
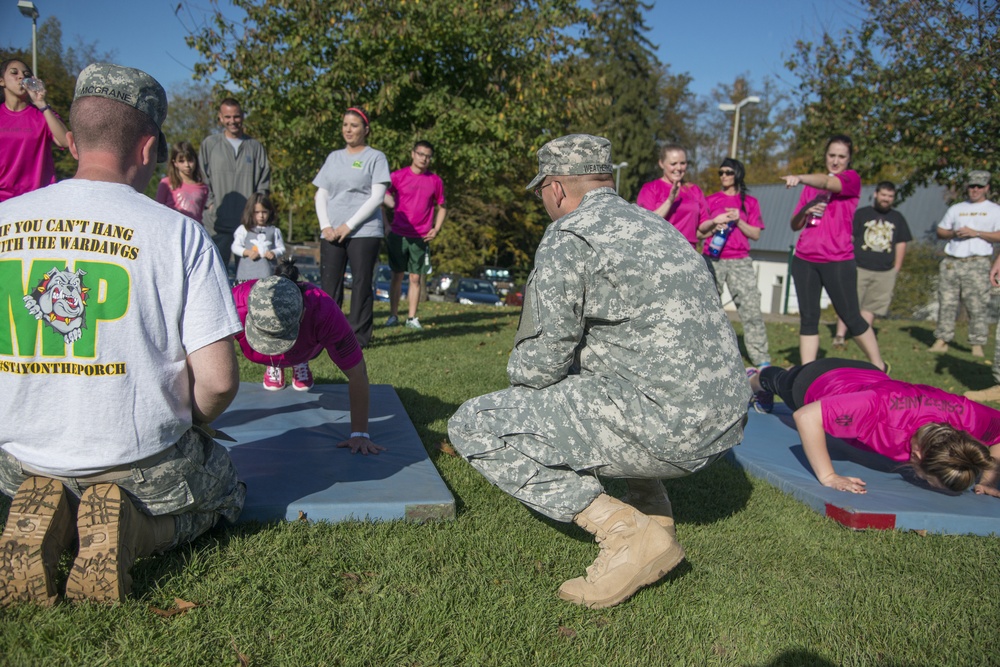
[2,302,999,666]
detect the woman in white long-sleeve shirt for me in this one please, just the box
[313,107,390,348]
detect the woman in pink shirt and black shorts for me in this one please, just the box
[781,135,885,371]
[749,358,1000,497]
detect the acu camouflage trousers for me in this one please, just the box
[934,256,992,345]
[448,378,732,523]
[709,257,771,367]
[0,427,246,549]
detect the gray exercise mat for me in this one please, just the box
[215,383,454,523]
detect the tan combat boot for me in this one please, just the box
[971,345,985,358]
[0,477,76,606]
[558,493,684,609]
[621,478,675,537]
[965,385,1000,403]
[66,483,175,603]
[929,339,948,353]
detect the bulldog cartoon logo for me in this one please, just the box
[23,267,89,344]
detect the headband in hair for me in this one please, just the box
[346,107,369,126]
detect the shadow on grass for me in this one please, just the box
[368,309,519,350]
[753,650,839,667]
[896,323,995,388]
[393,386,468,514]
[534,456,755,546]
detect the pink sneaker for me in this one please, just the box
[263,365,285,391]
[292,363,314,391]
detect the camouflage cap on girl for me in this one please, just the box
[245,276,304,355]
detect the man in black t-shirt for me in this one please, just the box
[833,182,912,347]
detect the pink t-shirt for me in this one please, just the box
[156,178,210,223]
[804,368,1000,461]
[636,180,709,247]
[233,281,363,371]
[0,103,57,202]
[792,170,861,263]
[702,192,764,260]
[388,168,445,238]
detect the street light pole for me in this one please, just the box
[718,95,761,159]
[17,1,40,76]
[612,161,628,193]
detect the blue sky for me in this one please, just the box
[0,0,861,97]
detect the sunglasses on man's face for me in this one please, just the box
[718,170,736,176]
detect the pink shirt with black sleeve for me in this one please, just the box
[232,280,363,371]
[804,368,1000,461]
[636,180,709,247]
[792,170,861,263]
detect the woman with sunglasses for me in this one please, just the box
[781,134,886,371]
[313,106,391,348]
[699,158,771,370]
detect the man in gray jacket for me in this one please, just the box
[200,98,271,268]
[449,135,749,609]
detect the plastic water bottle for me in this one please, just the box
[21,77,45,94]
[808,191,831,226]
[706,220,737,258]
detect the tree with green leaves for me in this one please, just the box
[787,0,999,196]
[1,17,112,181]
[570,0,697,200]
[186,0,595,273]
[691,74,797,188]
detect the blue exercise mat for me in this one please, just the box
[730,405,1000,536]
[215,383,454,524]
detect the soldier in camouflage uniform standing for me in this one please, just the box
[0,64,245,606]
[930,171,1000,357]
[448,135,750,609]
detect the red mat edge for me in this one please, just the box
[825,503,897,530]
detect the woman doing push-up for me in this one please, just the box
[748,359,1000,497]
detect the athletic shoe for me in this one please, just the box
[746,367,774,414]
[263,365,285,391]
[405,317,422,330]
[385,315,399,327]
[292,363,314,391]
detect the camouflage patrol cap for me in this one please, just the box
[245,276,304,355]
[74,63,169,163]
[526,134,613,191]
[967,170,991,187]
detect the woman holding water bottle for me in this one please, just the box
[700,158,771,369]
[0,59,69,202]
[781,134,885,371]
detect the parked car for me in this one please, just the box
[505,284,525,307]
[292,254,321,284]
[373,264,407,301]
[478,266,514,296]
[427,272,459,295]
[446,278,503,306]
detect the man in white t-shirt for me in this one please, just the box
[0,63,245,606]
[930,170,1000,357]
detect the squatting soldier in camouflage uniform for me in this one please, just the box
[931,170,1000,358]
[0,63,245,606]
[448,135,750,609]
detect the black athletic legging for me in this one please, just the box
[759,358,880,411]
[791,256,869,337]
